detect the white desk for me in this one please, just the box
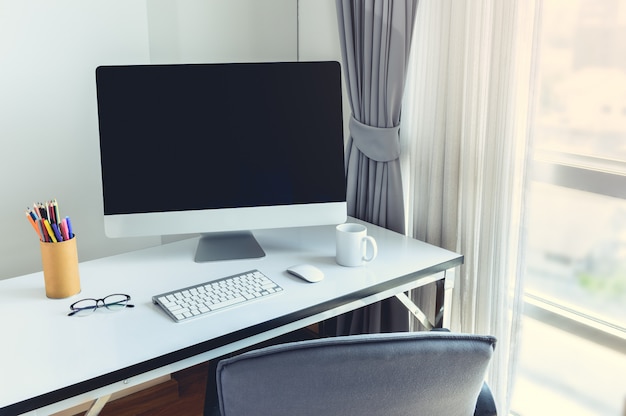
[0,219,462,416]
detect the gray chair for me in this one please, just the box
[214,331,497,416]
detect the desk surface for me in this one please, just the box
[0,219,462,415]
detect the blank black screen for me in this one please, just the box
[96,61,346,215]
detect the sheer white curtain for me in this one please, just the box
[400,0,541,413]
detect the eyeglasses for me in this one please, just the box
[68,294,134,317]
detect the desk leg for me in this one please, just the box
[436,269,455,329]
[204,360,221,416]
[435,278,445,328]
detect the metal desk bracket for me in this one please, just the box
[395,292,433,330]
[84,394,112,416]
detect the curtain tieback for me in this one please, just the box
[349,116,401,162]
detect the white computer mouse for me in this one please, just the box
[286,264,324,283]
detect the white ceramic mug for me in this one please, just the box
[335,223,378,267]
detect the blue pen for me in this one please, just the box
[28,209,39,221]
[65,216,74,239]
[52,223,63,242]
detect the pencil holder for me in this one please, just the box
[39,237,81,299]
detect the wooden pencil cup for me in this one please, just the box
[40,237,81,299]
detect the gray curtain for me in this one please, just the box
[334,0,418,334]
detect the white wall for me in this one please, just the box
[299,0,341,61]
[0,0,340,280]
[298,0,349,141]
[0,0,154,280]
[146,0,297,64]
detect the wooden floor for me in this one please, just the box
[73,326,321,416]
[72,362,209,416]
[138,362,209,416]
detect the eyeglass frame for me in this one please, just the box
[67,293,135,317]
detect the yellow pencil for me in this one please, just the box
[43,219,57,243]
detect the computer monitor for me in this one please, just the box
[95,61,347,262]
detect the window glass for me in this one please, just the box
[526,182,626,328]
[535,0,626,166]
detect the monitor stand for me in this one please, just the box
[194,231,266,262]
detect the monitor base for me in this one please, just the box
[194,231,266,262]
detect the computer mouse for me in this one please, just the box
[286,264,324,283]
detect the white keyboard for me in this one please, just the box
[152,269,283,323]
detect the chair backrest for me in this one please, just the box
[216,331,496,416]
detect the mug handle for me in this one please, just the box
[361,236,378,263]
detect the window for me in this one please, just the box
[528,0,626,335]
[512,1,626,415]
